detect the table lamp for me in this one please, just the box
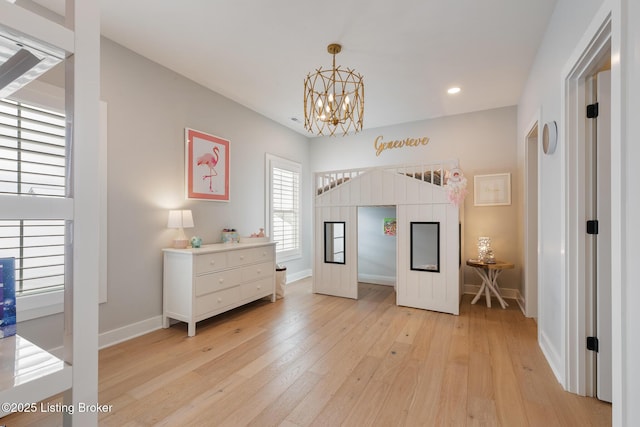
[477,236,491,262]
[168,210,194,249]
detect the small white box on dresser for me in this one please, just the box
[162,242,276,336]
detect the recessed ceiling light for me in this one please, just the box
[447,87,461,94]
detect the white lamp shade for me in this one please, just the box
[167,210,194,229]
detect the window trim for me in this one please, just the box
[17,289,64,321]
[3,81,108,321]
[265,154,301,262]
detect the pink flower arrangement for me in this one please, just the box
[445,168,467,207]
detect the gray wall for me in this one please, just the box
[98,38,312,334]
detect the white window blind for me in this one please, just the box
[0,99,66,296]
[266,155,301,260]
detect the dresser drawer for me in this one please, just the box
[227,248,252,267]
[195,286,240,316]
[241,261,274,282]
[240,277,273,300]
[247,246,274,263]
[194,252,227,275]
[195,269,242,296]
[228,246,274,268]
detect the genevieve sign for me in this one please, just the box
[373,135,430,156]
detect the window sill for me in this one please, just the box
[277,252,302,263]
[17,290,64,322]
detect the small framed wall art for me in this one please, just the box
[474,173,511,206]
[185,128,230,201]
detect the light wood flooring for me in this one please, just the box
[4,279,611,426]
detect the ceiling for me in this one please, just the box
[29,0,557,136]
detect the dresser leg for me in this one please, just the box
[162,316,170,329]
[188,322,196,337]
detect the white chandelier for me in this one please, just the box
[304,44,364,136]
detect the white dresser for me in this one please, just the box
[162,242,276,336]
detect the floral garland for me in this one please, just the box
[445,168,467,207]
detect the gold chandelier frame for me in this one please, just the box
[304,43,364,136]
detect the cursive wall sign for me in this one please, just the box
[373,135,430,156]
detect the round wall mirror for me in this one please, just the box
[542,121,557,155]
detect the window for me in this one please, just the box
[266,154,301,261]
[324,221,345,264]
[0,98,66,297]
[410,222,440,272]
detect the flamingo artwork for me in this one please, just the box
[196,146,220,192]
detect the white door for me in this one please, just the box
[313,206,358,299]
[396,203,460,315]
[595,70,612,402]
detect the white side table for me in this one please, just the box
[467,259,514,309]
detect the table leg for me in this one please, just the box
[486,269,509,309]
[470,266,509,309]
[485,281,492,308]
[471,280,485,304]
[471,268,491,306]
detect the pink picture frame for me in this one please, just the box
[185,128,230,201]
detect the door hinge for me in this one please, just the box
[586,220,599,235]
[587,336,599,352]
[587,103,599,118]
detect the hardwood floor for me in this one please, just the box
[3,279,611,426]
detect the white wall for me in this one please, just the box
[516,0,605,397]
[358,206,396,285]
[310,106,520,290]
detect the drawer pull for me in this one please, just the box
[219,278,224,283]
[210,261,216,265]
[257,285,261,290]
[217,297,222,303]
[257,269,262,274]
[240,255,245,260]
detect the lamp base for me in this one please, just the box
[172,238,189,249]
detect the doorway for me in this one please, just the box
[524,119,539,319]
[563,13,612,402]
[357,206,397,296]
[585,69,612,402]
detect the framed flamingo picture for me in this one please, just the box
[185,128,230,201]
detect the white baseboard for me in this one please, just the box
[539,329,564,387]
[463,283,522,301]
[45,316,164,355]
[286,268,312,284]
[358,274,395,286]
[516,292,526,315]
[98,315,164,349]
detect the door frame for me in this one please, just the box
[562,11,611,396]
[524,113,540,319]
